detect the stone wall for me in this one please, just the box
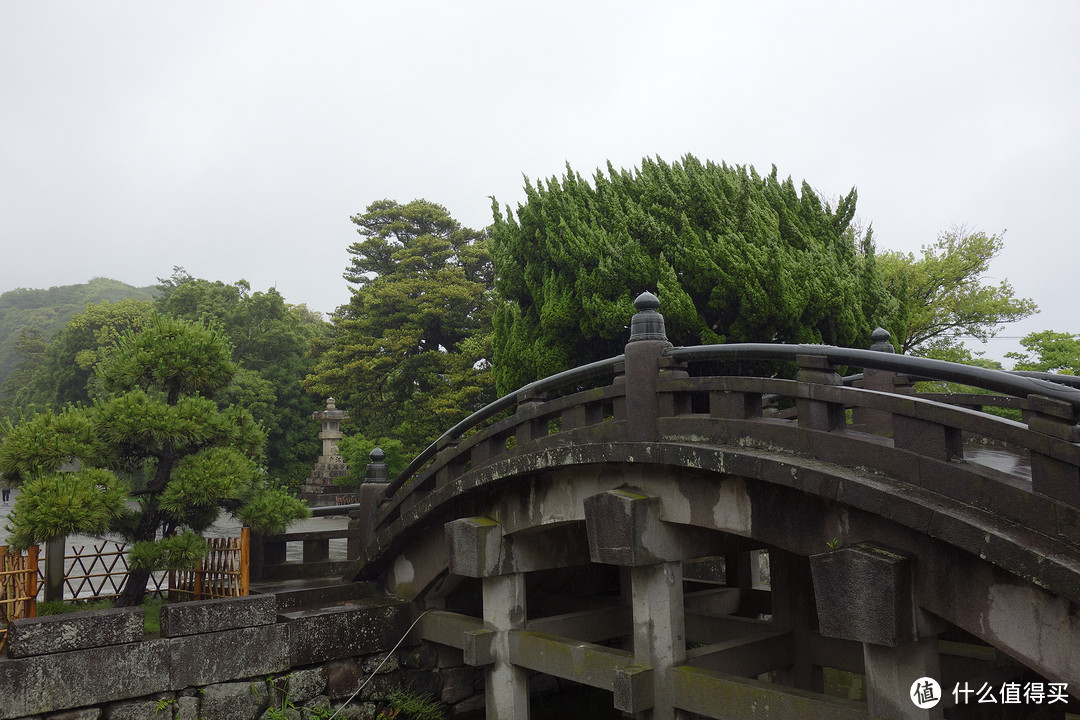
[0,594,484,720]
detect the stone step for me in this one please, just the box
[251,577,380,612]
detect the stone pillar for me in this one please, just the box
[44,538,66,603]
[624,292,672,443]
[445,517,530,719]
[348,448,390,558]
[484,572,529,719]
[585,490,691,720]
[852,327,903,435]
[811,543,944,720]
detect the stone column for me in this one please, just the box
[445,517,530,719]
[624,291,672,443]
[348,448,390,559]
[585,490,693,720]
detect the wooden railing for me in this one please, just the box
[0,545,38,651]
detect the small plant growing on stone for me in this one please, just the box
[154,697,176,714]
[826,538,840,550]
[387,689,443,720]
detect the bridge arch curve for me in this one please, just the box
[345,298,1080,719]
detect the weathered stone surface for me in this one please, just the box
[171,696,200,720]
[167,623,289,689]
[281,667,326,706]
[439,667,475,705]
[810,543,914,647]
[7,607,143,658]
[102,697,160,720]
[0,641,168,718]
[199,681,269,720]
[324,660,363,699]
[159,594,276,638]
[402,669,439,698]
[45,710,101,720]
[282,600,411,667]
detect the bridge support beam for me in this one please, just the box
[585,490,695,719]
[811,543,944,720]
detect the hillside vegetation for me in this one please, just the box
[0,278,158,390]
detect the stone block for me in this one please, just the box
[0,641,168,718]
[172,696,200,720]
[159,594,276,638]
[102,697,161,720]
[323,661,362,700]
[440,667,476,705]
[810,543,915,647]
[6,607,143,658]
[281,667,326,706]
[46,710,101,720]
[199,681,269,720]
[282,600,412,667]
[167,623,290,688]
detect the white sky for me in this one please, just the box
[2,1,1077,366]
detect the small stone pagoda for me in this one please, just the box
[299,397,350,506]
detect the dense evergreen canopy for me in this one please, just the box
[305,199,496,455]
[490,155,894,393]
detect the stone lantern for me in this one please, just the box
[300,398,351,506]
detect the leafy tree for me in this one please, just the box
[490,155,894,392]
[0,278,157,392]
[0,314,309,606]
[1006,330,1080,375]
[0,328,47,418]
[155,270,327,488]
[876,228,1037,357]
[10,298,154,410]
[304,199,496,455]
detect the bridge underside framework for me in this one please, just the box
[346,297,1080,719]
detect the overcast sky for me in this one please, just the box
[2,2,1077,365]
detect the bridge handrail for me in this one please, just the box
[382,354,626,498]
[665,343,1080,407]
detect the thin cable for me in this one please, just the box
[326,608,434,720]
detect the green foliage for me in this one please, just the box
[388,689,444,720]
[155,269,326,486]
[5,297,155,413]
[305,199,496,456]
[129,531,208,571]
[876,228,1037,356]
[490,155,893,392]
[0,278,157,404]
[1006,330,1080,375]
[0,313,309,605]
[2,470,127,549]
[337,434,408,486]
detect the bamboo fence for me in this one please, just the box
[0,545,38,652]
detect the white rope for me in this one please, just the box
[326,608,434,720]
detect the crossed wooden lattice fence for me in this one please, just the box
[0,530,249,644]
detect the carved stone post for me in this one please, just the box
[348,448,390,559]
[624,292,671,443]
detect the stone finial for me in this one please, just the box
[326,397,337,410]
[870,327,895,353]
[365,447,389,483]
[628,291,668,343]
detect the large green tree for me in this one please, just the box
[0,314,308,606]
[154,270,327,487]
[876,228,1037,357]
[9,298,155,411]
[305,199,495,455]
[490,155,893,392]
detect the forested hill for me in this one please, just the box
[0,277,158,390]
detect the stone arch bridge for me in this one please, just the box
[343,294,1080,720]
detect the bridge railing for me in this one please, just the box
[367,299,1080,556]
